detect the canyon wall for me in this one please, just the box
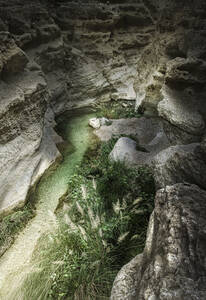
[0,0,154,214]
[0,0,206,298]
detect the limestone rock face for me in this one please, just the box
[111,184,206,300]
[0,122,61,215]
[95,117,170,166]
[0,0,156,114]
[153,143,206,190]
[0,24,62,215]
[2,47,28,76]
[158,87,205,135]
[0,32,28,77]
[0,69,61,215]
[0,0,206,298]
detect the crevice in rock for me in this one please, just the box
[0,0,206,299]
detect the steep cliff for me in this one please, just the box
[0,0,206,299]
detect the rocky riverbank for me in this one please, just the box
[0,0,206,299]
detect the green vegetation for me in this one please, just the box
[21,138,155,300]
[95,100,141,119]
[0,204,35,257]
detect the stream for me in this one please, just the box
[0,109,96,299]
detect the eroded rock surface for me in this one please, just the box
[153,143,206,190]
[95,117,170,166]
[112,184,206,300]
[0,0,206,299]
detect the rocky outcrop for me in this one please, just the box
[95,117,170,166]
[0,0,159,215]
[153,142,206,190]
[158,86,205,136]
[0,0,206,299]
[112,184,206,300]
[110,124,206,300]
[0,30,61,215]
[0,0,155,215]
[0,66,61,215]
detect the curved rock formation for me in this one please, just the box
[0,0,206,299]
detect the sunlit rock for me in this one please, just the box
[89,117,101,129]
[112,184,206,299]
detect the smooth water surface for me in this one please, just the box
[0,109,96,299]
[35,109,96,214]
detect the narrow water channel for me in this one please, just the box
[35,108,96,214]
[0,109,96,299]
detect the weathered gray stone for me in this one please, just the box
[97,117,171,167]
[111,184,206,300]
[2,47,28,76]
[0,1,206,298]
[158,87,205,136]
[111,254,143,300]
[109,137,138,164]
[153,143,206,190]
[0,69,61,216]
[95,117,170,152]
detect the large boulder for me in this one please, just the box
[153,143,206,189]
[95,117,170,152]
[111,253,143,300]
[109,137,144,165]
[96,117,171,167]
[111,184,206,300]
[158,87,205,136]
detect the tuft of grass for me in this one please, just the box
[0,204,35,257]
[20,137,155,300]
[21,213,117,300]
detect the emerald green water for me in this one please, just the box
[36,109,96,214]
[0,109,96,298]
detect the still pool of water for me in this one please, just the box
[35,108,96,214]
